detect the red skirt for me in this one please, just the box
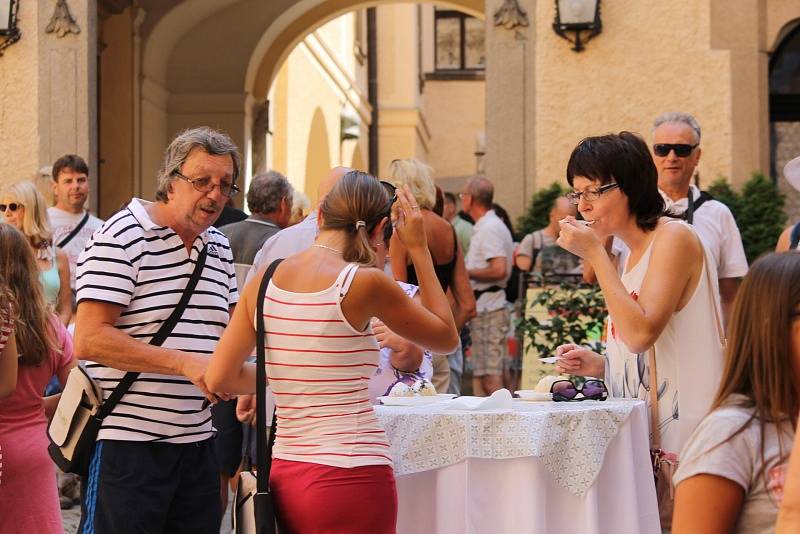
[269,458,397,534]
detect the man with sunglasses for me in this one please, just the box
[72,127,240,533]
[652,112,747,323]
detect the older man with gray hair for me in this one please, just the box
[73,127,239,533]
[220,170,293,288]
[651,111,747,322]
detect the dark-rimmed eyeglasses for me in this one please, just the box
[173,171,239,197]
[566,183,619,205]
[653,143,698,158]
[0,202,23,213]
[551,378,608,402]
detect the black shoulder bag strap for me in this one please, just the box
[96,244,209,420]
[57,212,90,248]
[256,259,284,492]
[684,190,713,225]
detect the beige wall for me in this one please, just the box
[423,80,485,179]
[532,1,734,190]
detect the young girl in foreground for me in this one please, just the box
[206,171,458,533]
[672,252,800,533]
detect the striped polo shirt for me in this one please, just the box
[263,263,392,468]
[76,198,238,443]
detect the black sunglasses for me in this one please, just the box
[551,379,608,402]
[378,181,398,242]
[653,143,698,158]
[0,203,22,213]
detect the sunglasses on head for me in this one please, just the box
[0,203,22,213]
[551,379,608,402]
[653,143,698,158]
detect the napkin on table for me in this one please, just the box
[446,388,513,411]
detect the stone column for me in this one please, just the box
[484,0,536,220]
[0,0,96,208]
[39,0,98,207]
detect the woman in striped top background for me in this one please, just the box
[207,171,458,533]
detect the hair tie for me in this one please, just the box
[355,220,366,230]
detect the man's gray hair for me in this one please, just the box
[247,171,293,214]
[466,175,494,208]
[653,112,701,144]
[155,127,241,202]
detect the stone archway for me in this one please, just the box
[770,19,800,216]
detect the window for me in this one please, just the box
[435,10,485,72]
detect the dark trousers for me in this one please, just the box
[78,439,221,534]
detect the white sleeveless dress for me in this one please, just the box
[605,221,724,453]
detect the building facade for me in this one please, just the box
[0,0,798,220]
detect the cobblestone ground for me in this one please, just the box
[62,492,234,533]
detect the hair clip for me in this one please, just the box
[355,220,366,230]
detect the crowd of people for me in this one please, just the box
[2,111,800,534]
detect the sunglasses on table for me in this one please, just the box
[0,203,22,213]
[550,379,608,402]
[653,143,698,158]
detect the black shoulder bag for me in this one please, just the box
[234,259,283,534]
[57,212,90,248]
[48,245,208,475]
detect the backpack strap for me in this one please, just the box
[684,190,714,225]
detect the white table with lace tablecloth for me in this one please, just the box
[375,398,660,534]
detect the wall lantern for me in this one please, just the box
[0,0,21,55]
[552,0,601,52]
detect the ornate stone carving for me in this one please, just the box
[493,0,529,30]
[46,0,81,38]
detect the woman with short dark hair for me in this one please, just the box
[555,132,724,490]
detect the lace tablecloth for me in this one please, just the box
[375,399,640,497]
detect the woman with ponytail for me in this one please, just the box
[207,170,458,533]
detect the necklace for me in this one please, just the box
[313,243,343,255]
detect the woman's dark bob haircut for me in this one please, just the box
[566,131,665,231]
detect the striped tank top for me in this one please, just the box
[262,263,392,469]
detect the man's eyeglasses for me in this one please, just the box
[173,171,239,197]
[566,183,619,205]
[653,143,698,158]
[551,379,608,402]
[0,202,22,213]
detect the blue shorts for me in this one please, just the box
[78,439,221,534]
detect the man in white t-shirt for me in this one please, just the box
[652,112,748,323]
[462,176,514,396]
[47,155,104,294]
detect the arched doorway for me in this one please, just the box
[770,20,800,215]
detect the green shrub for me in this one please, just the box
[707,177,742,221]
[516,183,567,237]
[738,173,786,263]
[705,173,786,263]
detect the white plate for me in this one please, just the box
[514,390,553,402]
[378,394,456,406]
